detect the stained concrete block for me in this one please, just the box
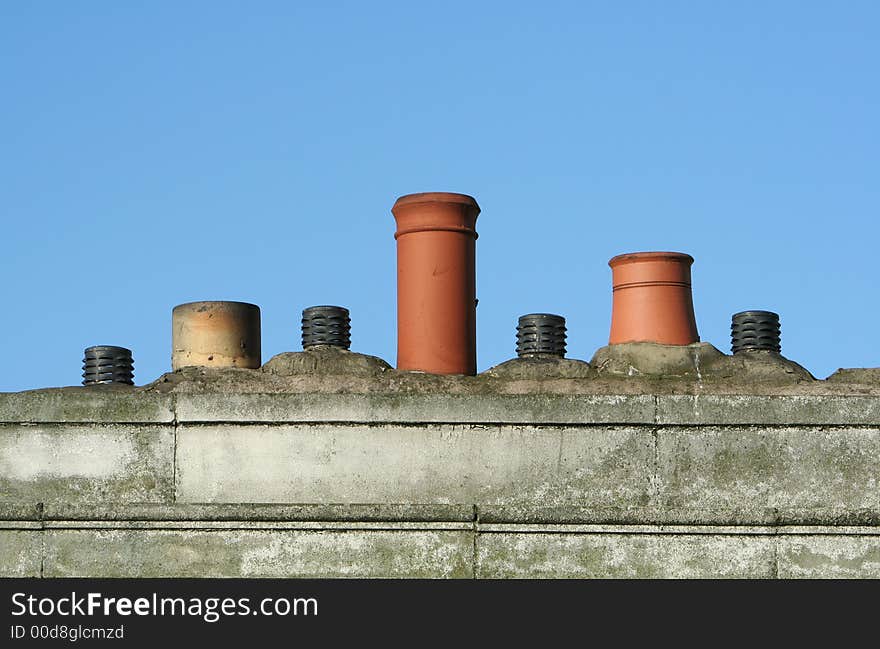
[0,530,42,577]
[477,504,880,526]
[43,528,474,578]
[174,393,656,425]
[0,504,43,521]
[777,535,880,578]
[655,427,880,514]
[0,388,173,423]
[176,424,654,507]
[477,532,777,578]
[38,503,476,523]
[0,424,174,504]
[657,395,880,425]
[477,505,785,526]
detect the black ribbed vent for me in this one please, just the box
[302,306,351,349]
[516,313,567,357]
[82,346,134,385]
[731,310,781,354]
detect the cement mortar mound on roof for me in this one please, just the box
[483,356,595,380]
[129,349,874,397]
[704,350,815,383]
[826,368,880,384]
[591,342,813,383]
[146,366,275,393]
[145,360,499,395]
[591,342,725,377]
[261,347,392,377]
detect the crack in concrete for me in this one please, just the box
[772,535,780,578]
[472,504,479,580]
[171,393,178,504]
[37,501,44,578]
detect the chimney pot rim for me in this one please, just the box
[392,192,480,211]
[608,251,694,268]
[172,300,261,312]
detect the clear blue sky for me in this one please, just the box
[2,2,878,391]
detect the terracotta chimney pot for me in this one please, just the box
[608,252,699,345]
[391,192,480,375]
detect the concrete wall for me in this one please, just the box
[2,346,880,578]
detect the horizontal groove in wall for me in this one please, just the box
[2,521,878,535]
[6,421,880,431]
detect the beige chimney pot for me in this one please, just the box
[171,301,261,370]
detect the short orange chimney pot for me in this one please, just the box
[608,251,699,345]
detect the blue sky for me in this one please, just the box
[1,2,878,390]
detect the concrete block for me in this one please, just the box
[176,424,654,507]
[0,424,174,504]
[0,504,43,521]
[476,505,787,526]
[174,393,656,425]
[0,530,42,577]
[778,535,880,578]
[655,427,880,514]
[38,503,476,523]
[43,528,474,578]
[657,395,880,425]
[477,532,776,578]
[0,388,173,423]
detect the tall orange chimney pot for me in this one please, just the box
[392,192,480,375]
[608,251,699,345]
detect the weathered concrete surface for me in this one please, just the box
[4,503,879,527]
[176,424,654,506]
[592,342,726,378]
[701,349,815,382]
[174,420,880,516]
[138,346,866,397]
[43,528,473,578]
[826,368,880,384]
[0,530,42,577]
[0,388,173,423]
[0,523,875,578]
[3,345,880,578]
[8,387,880,426]
[262,348,392,377]
[477,532,777,578]
[591,343,814,383]
[655,427,880,514]
[477,529,880,578]
[778,535,880,578]
[477,505,880,526]
[657,394,880,425]
[22,503,476,523]
[173,392,880,427]
[0,425,174,504]
[483,357,594,380]
[174,393,656,424]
